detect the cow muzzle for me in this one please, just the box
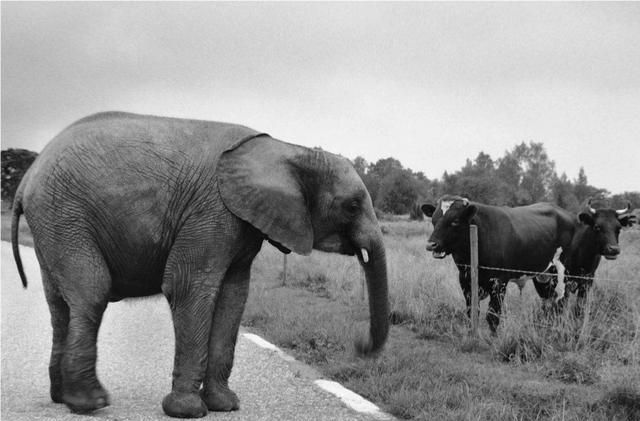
[426,241,447,259]
[603,245,620,260]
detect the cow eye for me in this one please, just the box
[451,221,459,227]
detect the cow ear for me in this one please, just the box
[421,204,436,217]
[619,214,636,227]
[579,212,594,226]
[460,204,478,222]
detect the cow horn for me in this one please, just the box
[586,198,596,214]
[616,202,631,215]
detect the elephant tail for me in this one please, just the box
[11,196,27,288]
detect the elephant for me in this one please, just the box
[11,111,389,418]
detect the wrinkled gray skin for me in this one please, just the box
[11,112,389,418]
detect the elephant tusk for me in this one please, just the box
[360,248,369,264]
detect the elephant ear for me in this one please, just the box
[217,136,313,255]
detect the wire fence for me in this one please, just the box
[275,224,638,349]
[460,224,639,349]
[453,262,639,285]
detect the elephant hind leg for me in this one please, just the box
[52,246,112,413]
[42,273,69,404]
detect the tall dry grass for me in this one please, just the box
[245,217,640,419]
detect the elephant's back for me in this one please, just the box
[63,111,261,154]
[21,112,262,240]
[25,112,262,191]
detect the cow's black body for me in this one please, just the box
[556,204,636,312]
[422,195,576,331]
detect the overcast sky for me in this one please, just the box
[2,2,639,194]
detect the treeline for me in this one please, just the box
[352,141,640,217]
[1,148,38,204]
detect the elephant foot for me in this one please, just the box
[201,384,240,411]
[63,384,110,414]
[162,392,208,418]
[51,387,64,404]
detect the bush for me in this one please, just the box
[1,148,38,203]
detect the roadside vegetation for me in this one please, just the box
[243,216,640,420]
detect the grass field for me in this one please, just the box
[243,217,640,420]
[3,210,639,420]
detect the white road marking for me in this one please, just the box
[242,332,295,362]
[315,379,394,420]
[242,332,394,419]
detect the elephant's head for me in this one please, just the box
[218,135,389,356]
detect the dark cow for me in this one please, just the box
[555,200,636,312]
[421,195,576,332]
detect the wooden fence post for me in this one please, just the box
[470,224,479,337]
[282,254,288,286]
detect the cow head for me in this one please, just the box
[421,195,477,259]
[578,199,636,260]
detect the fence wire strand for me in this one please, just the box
[453,262,639,285]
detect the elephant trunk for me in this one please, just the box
[355,233,389,357]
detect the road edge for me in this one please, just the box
[242,332,395,421]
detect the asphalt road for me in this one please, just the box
[1,243,388,420]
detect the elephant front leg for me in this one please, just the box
[203,256,255,411]
[161,255,222,418]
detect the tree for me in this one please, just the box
[348,141,637,216]
[375,170,419,214]
[495,142,556,205]
[551,172,580,211]
[610,191,640,210]
[495,152,522,205]
[519,142,556,203]
[352,156,368,179]
[2,148,38,205]
[572,167,608,206]
[440,152,506,205]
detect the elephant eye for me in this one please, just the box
[344,200,360,215]
[594,225,601,232]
